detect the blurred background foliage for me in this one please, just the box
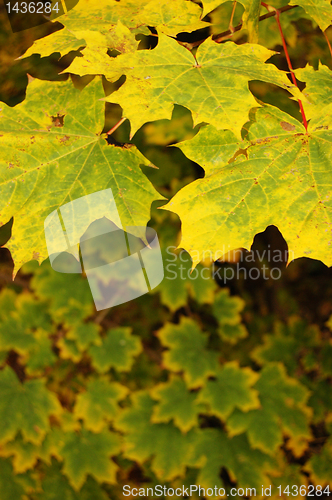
[0,1,332,499]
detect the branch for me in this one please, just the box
[212,4,298,43]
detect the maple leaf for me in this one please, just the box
[105,35,301,138]
[0,77,164,273]
[157,248,216,311]
[67,323,101,352]
[227,364,312,455]
[62,23,139,79]
[0,458,27,500]
[295,63,332,128]
[150,376,204,432]
[289,0,332,31]
[0,434,41,473]
[189,428,275,490]
[74,378,129,432]
[138,0,210,36]
[115,391,196,480]
[156,317,218,388]
[0,367,62,445]
[29,262,94,326]
[37,463,109,500]
[88,327,142,373]
[251,316,320,376]
[197,362,260,420]
[163,103,332,268]
[59,427,121,490]
[304,437,332,486]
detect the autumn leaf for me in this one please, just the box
[105,35,301,137]
[164,104,332,268]
[156,317,218,388]
[0,77,163,273]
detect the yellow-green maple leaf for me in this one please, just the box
[0,77,164,273]
[163,104,332,268]
[105,35,301,138]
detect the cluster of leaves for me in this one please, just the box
[1,0,332,273]
[0,0,332,498]
[0,255,330,499]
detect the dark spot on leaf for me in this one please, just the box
[33,252,40,260]
[280,121,296,131]
[51,114,65,128]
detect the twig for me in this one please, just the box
[261,2,308,132]
[107,117,127,136]
[323,30,332,60]
[212,4,298,43]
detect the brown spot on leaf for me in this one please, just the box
[51,114,65,127]
[33,252,40,260]
[280,121,296,131]
[59,135,70,143]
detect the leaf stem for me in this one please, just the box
[229,1,237,34]
[107,117,127,136]
[323,30,332,60]
[261,2,308,132]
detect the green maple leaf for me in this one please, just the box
[74,378,129,432]
[304,438,332,486]
[189,428,275,490]
[57,337,82,362]
[0,367,61,445]
[37,461,109,500]
[252,317,320,376]
[29,261,94,326]
[150,376,204,432]
[67,323,101,352]
[157,249,216,311]
[0,434,41,473]
[59,427,121,490]
[289,0,332,31]
[25,329,57,376]
[0,289,17,321]
[105,35,301,137]
[213,288,245,325]
[0,458,27,500]
[115,391,196,480]
[197,362,260,420]
[0,77,163,273]
[164,103,332,268]
[88,327,142,373]
[227,364,312,455]
[156,317,218,388]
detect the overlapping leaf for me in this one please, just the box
[0,77,163,273]
[0,367,62,445]
[115,391,196,480]
[74,378,129,431]
[164,102,332,268]
[88,327,142,373]
[189,428,275,490]
[150,377,203,432]
[252,317,320,376]
[289,0,332,31]
[197,362,260,420]
[37,463,109,500]
[227,364,312,455]
[105,35,301,137]
[59,428,121,490]
[156,317,218,388]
